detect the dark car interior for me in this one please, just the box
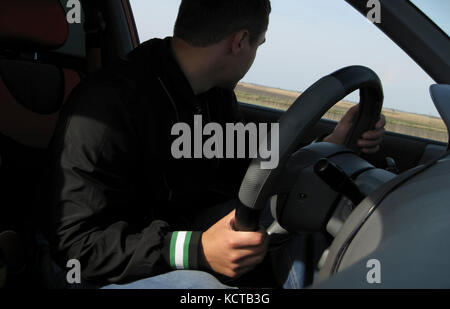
[0,0,449,289]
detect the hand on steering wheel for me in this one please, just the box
[324,105,386,154]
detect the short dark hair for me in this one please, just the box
[174,0,271,47]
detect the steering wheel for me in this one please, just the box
[234,65,384,231]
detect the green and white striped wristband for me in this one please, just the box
[169,231,193,270]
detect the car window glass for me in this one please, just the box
[130,0,448,143]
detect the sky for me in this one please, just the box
[129,0,449,117]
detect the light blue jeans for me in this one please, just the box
[103,270,234,289]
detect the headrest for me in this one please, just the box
[0,60,64,114]
[0,0,69,50]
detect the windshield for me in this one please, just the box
[410,0,450,36]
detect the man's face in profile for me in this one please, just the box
[219,30,268,90]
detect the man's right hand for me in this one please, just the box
[200,210,268,279]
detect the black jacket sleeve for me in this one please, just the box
[48,81,202,285]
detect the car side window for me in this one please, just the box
[130,0,448,143]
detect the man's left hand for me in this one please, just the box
[323,105,386,154]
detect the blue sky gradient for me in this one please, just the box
[130,0,448,117]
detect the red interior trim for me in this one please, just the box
[62,69,81,103]
[0,0,68,50]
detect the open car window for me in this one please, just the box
[130,0,448,143]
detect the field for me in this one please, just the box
[235,82,448,143]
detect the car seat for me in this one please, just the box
[0,0,82,288]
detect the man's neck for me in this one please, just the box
[170,37,219,95]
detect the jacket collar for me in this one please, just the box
[127,37,202,113]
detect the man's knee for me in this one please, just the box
[103,270,234,289]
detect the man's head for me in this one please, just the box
[174,0,271,48]
[172,0,271,92]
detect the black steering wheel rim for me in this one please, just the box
[235,65,384,231]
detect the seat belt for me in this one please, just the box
[330,150,450,275]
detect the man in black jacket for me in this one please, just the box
[47,0,385,288]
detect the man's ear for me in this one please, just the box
[230,30,249,56]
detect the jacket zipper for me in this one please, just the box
[158,78,220,188]
[158,77,181,122]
